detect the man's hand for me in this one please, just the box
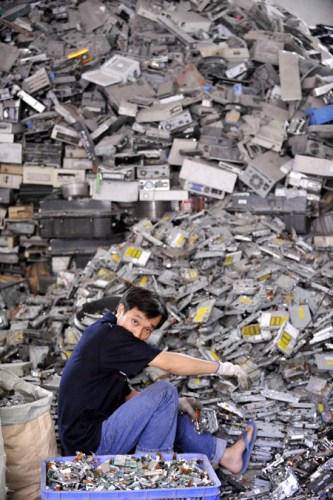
[178,397,202,419]
[216,361,250,389]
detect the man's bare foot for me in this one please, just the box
[219,425,255,474]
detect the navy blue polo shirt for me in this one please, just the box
[58,311,161,455]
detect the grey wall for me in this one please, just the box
[273,0,333,25]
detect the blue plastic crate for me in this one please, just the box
[41,453,221,500]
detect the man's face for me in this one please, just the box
[116,304,162,340]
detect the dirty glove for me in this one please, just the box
[216,361,250,389]
[178,397,202,420]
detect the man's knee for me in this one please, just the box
[154,380,178,404]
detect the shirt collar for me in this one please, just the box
[101,310,117,324]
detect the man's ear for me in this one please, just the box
[116,304,124,318]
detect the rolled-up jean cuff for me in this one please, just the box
[211,437,227,466]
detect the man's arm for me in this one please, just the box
[149,351,218,376]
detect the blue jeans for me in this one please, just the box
[96,380,226,465]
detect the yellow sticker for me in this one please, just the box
[242,324,261,336]
[112,254,121,263]
[97,268,108,276]
[195,378,201,385]
[298,307,305,320]
[278,331,291,350]
[138,276,148,287]
[125,247,142,259]
[189,270,198,279]
[273,238,285,244]
[239,296,253,305]
[224,255,234,266]
[209,351,220,361]
[175,235,185,247]
[270,316,287,327]
[194,307,210,322]
[68,332,76,344]
[258,273,271,281]
[318,403,324,412]
[327,360,333,365]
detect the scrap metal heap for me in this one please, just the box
[2,204,333,498]
[0,0,333,498]
[0,0,332,276]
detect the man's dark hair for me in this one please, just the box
[119,286,168,328]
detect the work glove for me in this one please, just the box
[178,397,202,420]
[216,361,250,390]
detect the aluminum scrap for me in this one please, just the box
[0,389,25,407]
[46,452,214,491]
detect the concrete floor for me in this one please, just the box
[273,0,333,26]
